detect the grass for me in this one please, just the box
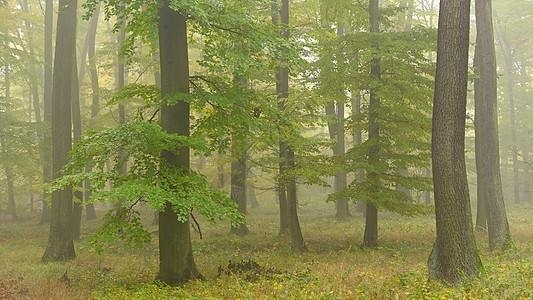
[0,200,532,299]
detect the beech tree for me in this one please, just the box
[473,0,514,251]
[42,0,77,262]
[428,0,482,283]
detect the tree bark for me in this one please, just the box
[40,0,53,224]
[427,0,482,283]
[272,0,288,235]
[230,136,249,235]
[286,148,307,252]
[155,0,202,285]
[363,0,380,248]
[84,6,101,221]
[474,0,514,251]
[42,0,77,262]
[71,53,83,240]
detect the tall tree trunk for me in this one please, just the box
[40,0,53,224]
[230,137,249,235]
[279,0,306,252]
[363,0,380,248]
[155,0,202,285]
[71,54,83,240]
[84,6,100,221]
[499,39,520,204]
[427,0,482,283]
[474,46,488,231]
[272,0,288,235]
[352,92,366,214]
[474,0,514,251]
[42,0,77,262]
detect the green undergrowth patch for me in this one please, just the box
[1,203,532,299]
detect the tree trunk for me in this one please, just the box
[71,53,83,240]
[352,92,365,214]
[286,148,307,252]
[272,0,288,235]
[363,0,380,248]
[42,0,77,262]
[155,0,202,285]
[230,136,249,235]
[247,170,259,208]
[84,6,101,221]
[427,0,482,283]
[40,0,53,224]
[474,0,514,251]
[474,46,487,231]
[500,39,520,204]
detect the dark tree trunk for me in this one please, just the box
[474,0,514,251]
[42,0,77,262]
[363,0,380,248]
[40,0,53,224]
[286,148,307,252]
[272,0,288,235]
[230,136,249,236]
[427,0,482,283]
[155,0,202,285]
[84,6,100,221]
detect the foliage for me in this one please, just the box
[50,121,244,251]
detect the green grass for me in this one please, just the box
[0,201,532,299]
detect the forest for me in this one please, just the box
[0,0,532,298]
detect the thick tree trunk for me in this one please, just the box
[230,136,249,235]
[363,0,380,248]
[474,0,514,251]
[40,0,53,225]
[247,170,260,208]
[427,0,482,283]
[42,0,77,262]
[155,0,202,285]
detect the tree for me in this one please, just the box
[427,0,482,283]
[155,0,202,284]
[42,0,77,262]
[473,0,514,251]
[40,0,53,224]
[363,0,380,248]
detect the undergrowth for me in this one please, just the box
[0,202,532,299]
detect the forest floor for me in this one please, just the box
[0,201,532,299]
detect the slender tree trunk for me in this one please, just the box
[272,0,288,235]
[279,0,306,252]
[474,0,514,251]
[474,46,488,231]
[217,154,225,189]
[156,0,202,284]
[286,148,307,252]
[247,170,259,208]
[40,0,53,224]
[84,6,100,221]
[363,0,380,248]
[71,53,83,240]
[352,92,366,214]
[499,39,520,204]
[427,0,482,283]
[42,0,77,262]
